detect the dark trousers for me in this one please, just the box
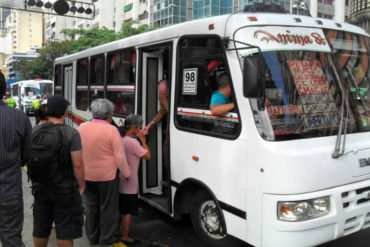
[0,191,25,247]
[85,176,119,245]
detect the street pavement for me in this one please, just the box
[4,115,368,247]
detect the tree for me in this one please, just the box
[13,60,34,80]
[117,20,159,39]
[61,27,118,53]
[33,41,71,79]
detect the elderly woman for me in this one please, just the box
[78,98,130,245]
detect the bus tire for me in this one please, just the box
[190,190,230,246]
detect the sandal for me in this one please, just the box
[121,239,141,246]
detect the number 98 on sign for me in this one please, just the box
[182,68,198,95]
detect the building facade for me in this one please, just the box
[349,0,370,33]
[45,14,75,41]
[5,9,44,54]
[118,0,150,32]
[5,47,40,80]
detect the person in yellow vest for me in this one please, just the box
[5,94,16,108]
[33,96,41,124]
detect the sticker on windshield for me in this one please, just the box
[268,105,303,115]
[182,68,198,95]
[302,113,340,130]
[288,60,330,95]
[302,103,336,113]
[298,94,334,104]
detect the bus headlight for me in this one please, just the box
[277,196,330,221]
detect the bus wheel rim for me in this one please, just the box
[199,200,224,240]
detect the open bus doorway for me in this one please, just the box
[140,44,172,214]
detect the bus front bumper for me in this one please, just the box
[262,179,370,247]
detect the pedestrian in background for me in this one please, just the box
[5,93,16,108]
[33,96,41,124]
[30,95,85,247]
[78,98,131,245]
[36,104,48,125]
[0,72,32,247]
[119,114,151,245]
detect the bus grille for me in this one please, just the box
[341,186,370,236]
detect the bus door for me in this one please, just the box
[63,64,73,127]
[142,52,163,195]
[140,46,172,213]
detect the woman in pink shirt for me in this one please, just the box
[78,98,131,245]
[119,114,150,245]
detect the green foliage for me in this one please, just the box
[16,21,160,80]
[61,27,118,53]
[117,20,159,39]
[14,41,71,80]
[13,60,34,80]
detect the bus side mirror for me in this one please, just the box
[243,54,265,98]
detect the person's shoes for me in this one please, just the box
[120,239,141,246]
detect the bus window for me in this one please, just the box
[175,37,240,137]
[40,83,53,97]
[76,58,89,110]
[89,55,105,105]
[106,49,135,116]
[54,65,62,95]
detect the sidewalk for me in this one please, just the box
[5,170,127,247]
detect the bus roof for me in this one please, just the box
[13,80,53,86]
[55,13,368,64]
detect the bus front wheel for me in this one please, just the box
[191,190,230,246]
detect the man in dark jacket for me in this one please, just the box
[0,72,32,247]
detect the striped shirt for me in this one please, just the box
[0,101,32,201]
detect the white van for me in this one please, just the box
[10,79,53,114]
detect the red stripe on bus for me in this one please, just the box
[67,112,86,125]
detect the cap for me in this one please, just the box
[47,94,70,112]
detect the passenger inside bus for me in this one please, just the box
[210,73,235,116]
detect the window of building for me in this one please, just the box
[89,55,105,106]
[76,59,89,110]
[54,65,62,95]
[106,49,136,116]
[175,36,240,138]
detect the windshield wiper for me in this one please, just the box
[345,67,369,116]
[329,55,349,159]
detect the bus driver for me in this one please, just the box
[210,73,235,116]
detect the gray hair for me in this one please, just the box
[217,73,230,89]
[91,98,114,120]
[124,114,143,129]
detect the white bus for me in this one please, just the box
[54,8,370,247]
[10,79,53,114]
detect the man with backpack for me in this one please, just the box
[0,72,31,247]
[29,94,85,247]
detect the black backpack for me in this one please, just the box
[28,123,71,184]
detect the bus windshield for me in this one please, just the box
[24,86,40,97]
[236,28,370,141]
